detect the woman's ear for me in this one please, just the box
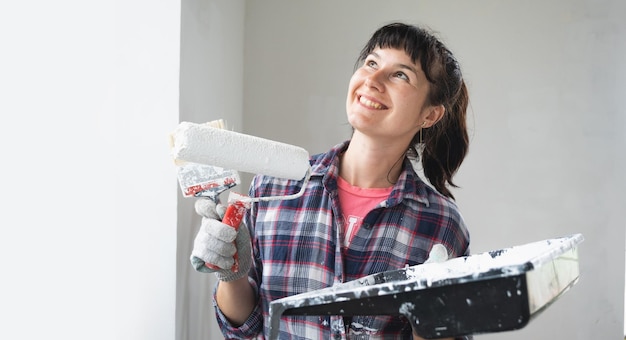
[422,104,445,128]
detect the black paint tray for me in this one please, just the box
[267,234,583,339]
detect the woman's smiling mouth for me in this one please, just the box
[358,95,387,110]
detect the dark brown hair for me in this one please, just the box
[356,22,469,199]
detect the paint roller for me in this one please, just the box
[171,121,311,182]
[169,120,311,271]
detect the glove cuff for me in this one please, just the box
[215,267,249,282]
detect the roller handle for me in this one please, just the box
[204,200,247,273]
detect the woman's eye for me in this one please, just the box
[366,60,377,68]
[394,72,409,81]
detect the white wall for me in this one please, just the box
[180,0,626,339]
[110,2,180,339]
[0,1,180,340]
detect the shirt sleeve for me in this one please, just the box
[440,200,471,258]
[212,277,264,338]
[211,176,266,338]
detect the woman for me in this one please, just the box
[191,22,472,339]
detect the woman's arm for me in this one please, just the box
[215,276,257,326]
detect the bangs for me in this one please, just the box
[356,23,438,83]
[362,26,424,63]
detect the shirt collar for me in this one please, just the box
[310,140,431,206]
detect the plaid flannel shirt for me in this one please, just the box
[214,141,471,339]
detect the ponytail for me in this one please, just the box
[420,81,469,199]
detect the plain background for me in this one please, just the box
[178,1,625,340]
[0,1,622,340]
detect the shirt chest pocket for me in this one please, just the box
[257,218,337,293]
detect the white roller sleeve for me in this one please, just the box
[171,121,310,180]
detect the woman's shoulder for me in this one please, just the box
[402,168,461,210]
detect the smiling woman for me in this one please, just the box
[179,1,626,339]
[189,22,473,340]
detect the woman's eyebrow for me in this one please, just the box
[369,52,419,76]
[397,63,418,77]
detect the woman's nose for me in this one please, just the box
[364,70,385,92]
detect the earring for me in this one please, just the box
[420,121,426,144]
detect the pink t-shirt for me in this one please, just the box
[337,176,393,248]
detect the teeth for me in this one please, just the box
[359,96,384,109]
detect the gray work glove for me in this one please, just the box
[424,243,449,264]
[190,198,252,282]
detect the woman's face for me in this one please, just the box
[346,47,442,143]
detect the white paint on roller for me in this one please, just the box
[171,121,310,180]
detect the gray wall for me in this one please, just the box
[180,1,626,339]
[178,2,245,340]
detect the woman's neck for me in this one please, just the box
[339,135,407,188]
